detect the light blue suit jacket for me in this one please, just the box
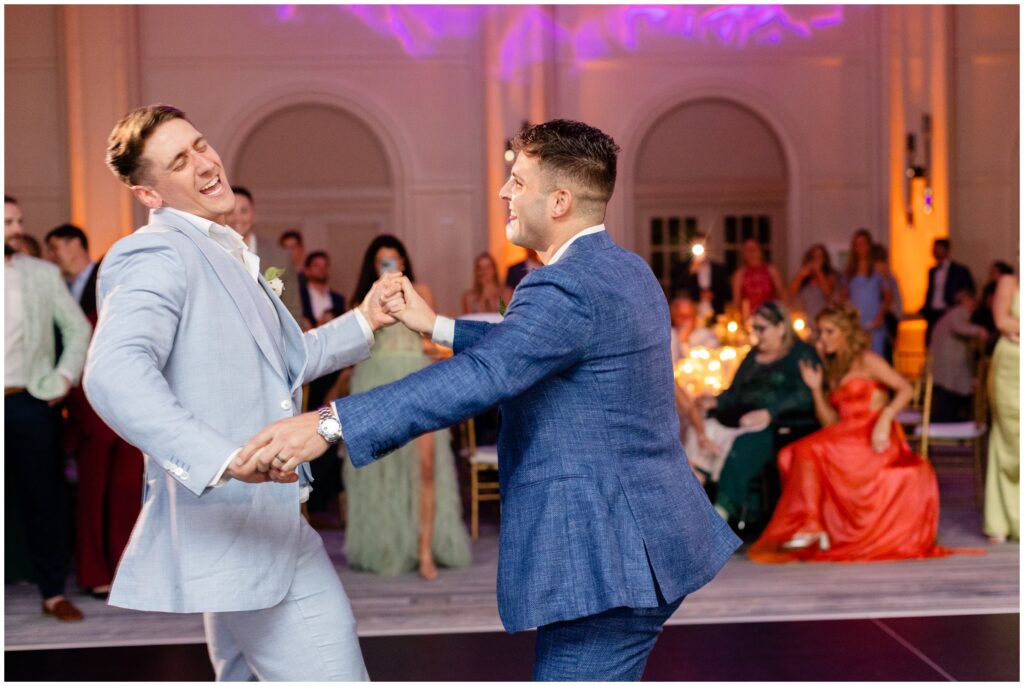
[84,208,372,613]
[335,231,740,632]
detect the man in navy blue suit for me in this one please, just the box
[239,120,740,680]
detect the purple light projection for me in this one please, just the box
[274,5,845,77]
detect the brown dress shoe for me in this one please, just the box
[42,599,84,621]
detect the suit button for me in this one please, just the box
[163,461,173,471]
[281,400,292,411]
[180,471,189,480]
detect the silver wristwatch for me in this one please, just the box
[316,406,344,445]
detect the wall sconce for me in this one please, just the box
[905,114,933,226]
[504,120,531,165]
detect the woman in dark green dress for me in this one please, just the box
[701,301,820,528]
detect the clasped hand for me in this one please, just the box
[231,272,439,482]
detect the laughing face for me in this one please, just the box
[499,152,553,251]
[131,118,234,222]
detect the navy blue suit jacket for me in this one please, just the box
[335,231,739,632]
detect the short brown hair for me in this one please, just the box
[106,104,188,185]
[512,119,621,204]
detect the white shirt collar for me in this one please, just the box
[160,207,259,280]
[547,224,606,265]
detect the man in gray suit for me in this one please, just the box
[84,104,399,680]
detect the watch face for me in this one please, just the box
[321,417,342,439]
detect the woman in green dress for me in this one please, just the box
[344,235,471,579]
[699,301,820,528]
[985,273,1019,543]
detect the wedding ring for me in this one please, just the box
[272,455,285,467]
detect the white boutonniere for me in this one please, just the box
[263,266,285,298]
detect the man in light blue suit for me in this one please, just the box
[85,104,397,681]
[240,120,741,680]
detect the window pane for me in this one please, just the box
[651,251,664,280]
[668,217,681,246]
[725,216,737,244]
[741,215,753,241]
[685,216,697,242]
[651,218,664,246]
[758,215,771,243]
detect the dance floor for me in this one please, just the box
[4,448,1019,680]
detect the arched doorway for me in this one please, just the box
[232,103,394,298]
[634,98,789,293]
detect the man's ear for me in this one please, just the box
[549,188,573,220]
[130,184,163,210]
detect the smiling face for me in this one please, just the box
[742,239,763,267]
[226,193,254,238]
[131,118,234,222]
[499,152,554,250]
[5,201,25,240]
[817,316,846,355]
[475,254,497,286]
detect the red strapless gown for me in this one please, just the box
[749,377,951,563]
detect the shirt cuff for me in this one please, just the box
[210,449,239,487]
[353,308,376,348]
[432,316,456,348]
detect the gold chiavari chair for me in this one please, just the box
[459,418,500,540]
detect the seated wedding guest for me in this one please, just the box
[839,228,890,356]
[731,239,787,324]
[5,205,92,621]
[972,261,1015,355]
[504,247,541,291]
[345,234,471,580]
[929,287,987,422]
[872,244,903,362]
[462,252,508,314]
[788,243,837,335]
[749,303,951,562]
[299,250,348,527]
[45,224,143,599]
[670,294,697,365]
[670,231,731,318]
[696,301,819,527]
[985,273,1019,544]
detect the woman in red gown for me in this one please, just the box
[749,303,950,562]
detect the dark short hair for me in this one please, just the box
[305,250,329,268]
[512,119,621,203]
[18,234,41,258]
[45,223,89,252]
[4,194,17,205]
[106,104,188,185]
[231,186,253,204]
[934,238,951,250]
[279,230,303,246]
[993,260,1014,276]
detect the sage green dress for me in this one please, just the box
[343,324,472,574]
[985,290,1019,541]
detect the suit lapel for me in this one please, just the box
[162,218,289,382]
[257,273,308,392]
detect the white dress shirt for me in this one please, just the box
[431,224,606,347]
[161,208,374,490]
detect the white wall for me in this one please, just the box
[4,5,1018,313]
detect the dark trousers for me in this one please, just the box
[305,372,342,513]
[5,392,70,599]
[930,384,973,423]
[73,416,142,588]
[533,595,684,681]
